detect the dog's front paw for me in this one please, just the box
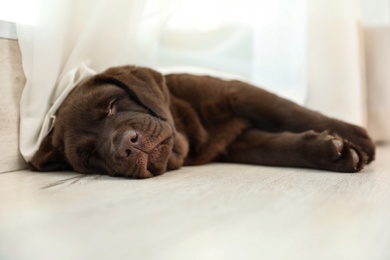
[330,136,369,172]
[304,131,369,172]
[350,125,375,163]
[327,121,375,164]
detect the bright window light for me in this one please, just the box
[0,0,37,25]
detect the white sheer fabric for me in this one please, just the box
[14,0,389,162]
[306,0,366,126]
[360,0,390,142]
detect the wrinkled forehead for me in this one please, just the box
[67,82,125,106]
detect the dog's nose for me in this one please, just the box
[119,130,139,157]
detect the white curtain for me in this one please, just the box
[306,0,390,143]
[360,0,390,142]
[12,0,390,161]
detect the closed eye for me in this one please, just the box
[108,98,118,116]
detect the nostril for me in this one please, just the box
[126,149,132,157]
[130,133,138,144]
[119,130,141,158]
[126,130,138,144]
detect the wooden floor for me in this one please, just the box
[1,145,390,260]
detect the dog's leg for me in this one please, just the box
[227,81,375,162]
[218,129,369,172]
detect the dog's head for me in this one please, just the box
[29,66,176,178]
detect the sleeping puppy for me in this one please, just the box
[29,66,376,178]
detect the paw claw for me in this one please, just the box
[332,139,344,154]
[349,148,360,171]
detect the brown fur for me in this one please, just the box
[29,66,376,178]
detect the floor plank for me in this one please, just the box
[1,145,390,260]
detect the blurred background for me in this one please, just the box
[0,0,389,156]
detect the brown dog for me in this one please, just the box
[29,66,376,178]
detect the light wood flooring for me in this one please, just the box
[1,145,390,260]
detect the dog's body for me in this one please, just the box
[30,66,376,178]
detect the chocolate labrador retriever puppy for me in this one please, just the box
[30,66,375,178]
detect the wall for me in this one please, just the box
[0,38,27,172]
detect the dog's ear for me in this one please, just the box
[93,66,172,122]
[29,133,70,172]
